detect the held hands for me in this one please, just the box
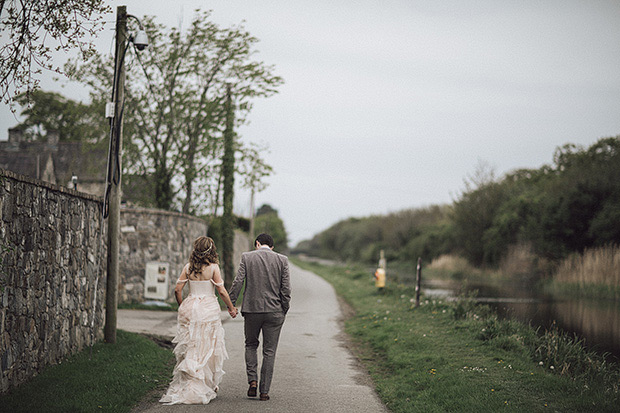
[228,307,238,318]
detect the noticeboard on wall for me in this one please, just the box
[144,262,169,300]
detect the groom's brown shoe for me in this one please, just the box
[247,381,258,397]
[260,393,270,401]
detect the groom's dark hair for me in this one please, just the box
[255,233,274,248]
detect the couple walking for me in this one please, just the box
[159,233,291,405]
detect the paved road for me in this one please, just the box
[122,263,388,413]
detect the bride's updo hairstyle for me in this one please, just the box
[188,236,219,276]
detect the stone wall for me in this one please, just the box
[0,168,106,393]
[119,207,208,303]
[118,210,251,303]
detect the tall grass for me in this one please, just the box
[428,254,480,277]
[553,245,620,289]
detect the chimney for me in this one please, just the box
[47,129,59,145]
[8,128,24,143]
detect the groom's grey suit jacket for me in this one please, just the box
[229,247,291,314]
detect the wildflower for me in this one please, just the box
[550,366,554,370]
[377,299,382,303]
[539,361,543,366]
[409,298,414,303]
[442,309,446,313]
[401,294,406,299]
[386,310,390,314]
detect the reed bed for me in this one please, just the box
[553,245,620,288]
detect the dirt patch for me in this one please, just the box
[144,334,174,350]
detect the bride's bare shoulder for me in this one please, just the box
[196,263,218,280]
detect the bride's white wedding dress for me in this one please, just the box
[160,278,228,405]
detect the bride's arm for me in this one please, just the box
[212,265,237,317]
[175,264,189,306]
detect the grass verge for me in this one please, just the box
[293,258,620,412]
[0,330,174,413]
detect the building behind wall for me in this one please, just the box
[0,128,107,197]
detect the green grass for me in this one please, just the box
[0,330,174,413]
[293,258,620,412]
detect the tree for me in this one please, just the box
[254,204,288,251]
[0,0,109,105]
[452,161,506,266]
[13,89,106,142]
[67,10,282,212]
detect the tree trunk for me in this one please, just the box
[154,162,173,210]
[221,85,235,289]
[182,129,198,214]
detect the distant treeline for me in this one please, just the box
[296,136,620,273]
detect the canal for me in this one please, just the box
[422,277,620,362]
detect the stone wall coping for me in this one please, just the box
[121,206,207,224]
[0,167,103,204]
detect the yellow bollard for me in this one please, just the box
[374,267,386,292]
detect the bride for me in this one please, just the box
[160,236,238,405]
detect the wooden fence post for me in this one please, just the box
[415,257,422,308]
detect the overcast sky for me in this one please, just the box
[2,1,620,246]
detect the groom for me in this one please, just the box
[229,233,291,401]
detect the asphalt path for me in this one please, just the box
[123,263,388,413]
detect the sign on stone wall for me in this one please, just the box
[144,262,169,300]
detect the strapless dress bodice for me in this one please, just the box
[188,280,218,297]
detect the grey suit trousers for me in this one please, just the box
[243,311,286,394]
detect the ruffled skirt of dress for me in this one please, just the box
[159,294,228,405]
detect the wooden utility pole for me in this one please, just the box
[104,5,127,344]
[222,84,235,289]
[414,257,422,308]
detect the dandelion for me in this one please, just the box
[491,389,495,392]
[394,338,398,342]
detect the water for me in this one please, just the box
[421,278,620,362]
